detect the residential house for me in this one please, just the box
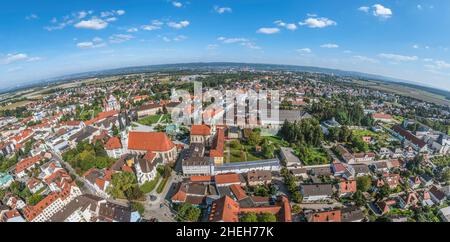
[300,184,334,202]
[307,209,341,222]
[429,186,446,205]
[341,206,365,222]
[105,136,123,158]
[246,170,272,186]
[280,147,301,167]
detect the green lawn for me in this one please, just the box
[265,136,289,148]
[295,147,330,166]
[228,144,266,163]
[138,114,163,126]
[138,114,171,126]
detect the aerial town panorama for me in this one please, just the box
[1,0,450,226]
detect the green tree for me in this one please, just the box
[291,191,303,203]
[112,124,119,136]
[352,190,366,207]
[176,203,201,222]
[107,172,137,199]
[240,212,258,222]
[356,176,372,192]
[131,202,145,216]
[27,193,44,206]
[292,204,302,214]
[258,213,277,222]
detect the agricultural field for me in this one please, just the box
[0,100,32,111]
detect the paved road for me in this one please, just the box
[50,150,102,197]
[142,170,183,222]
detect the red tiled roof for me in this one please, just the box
[128,131,175,152]
[190,176,213,182]
[215,173,241,185]
[209,196,240,222]
[392,125,427,148]
[230,184,248,201]
[210,128,224,158]
[191,125,211,136]
[15,155,43,173]
[84,110,118,126]
[309,210,342,222]
[339,180,357,194]
[22,183,76,221]
[105,137,122,150]
[372,113,393,120]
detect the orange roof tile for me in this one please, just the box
[309,210,341,222]
[191,125,211,136]
[128,131,175,152]
[230,184,248,201]
[105,137,122,150]
[15,155,43,173]
[215,173,241,185]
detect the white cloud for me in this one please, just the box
[372,4,393,19]
[217,37,260,49]
[76,37,106,49]
[141,20,163,31]
[75,18,108,30]
[358,6,370,13]
[417,5,423,10]
[77,11,88,19]
[1,53,41,64]
[241,42,260,50]
[378,53,418,62]
[173,35,187,41]
[299,17,337,28]
[274,20,297,30]
[167,20,190,29]
[296,48,312,54]
[172,1,183,8]
[413,44,419,49]
[109,34,134,43]
[214,6,232,14]
[425,60,450,70]
[25,14,39,20]
[257,27,280,34]
[217,37,248,44]
[141,25,161,31]
[161,35,187,42]
[46,9,123,31]
[320,43,339,48]
[285,23,297,31]
[353,55,379,63]
[105,17,117,22]
[206,44,218,50]
[127,27,138,33]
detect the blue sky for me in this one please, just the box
[1,0,450,91]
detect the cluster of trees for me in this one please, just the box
[0,181,44,206]
[0,106,31,118]
[328,126,370,152]
[107,171,144,200]
[251,184,277,197]
[62,141,116,175]
[175,203,201,222]
[279,119,323,147]
[280,168,302,203]
[230,129,275,160]
[0,155,18,172]
[240,212,277,222]
[309,97,374,126]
